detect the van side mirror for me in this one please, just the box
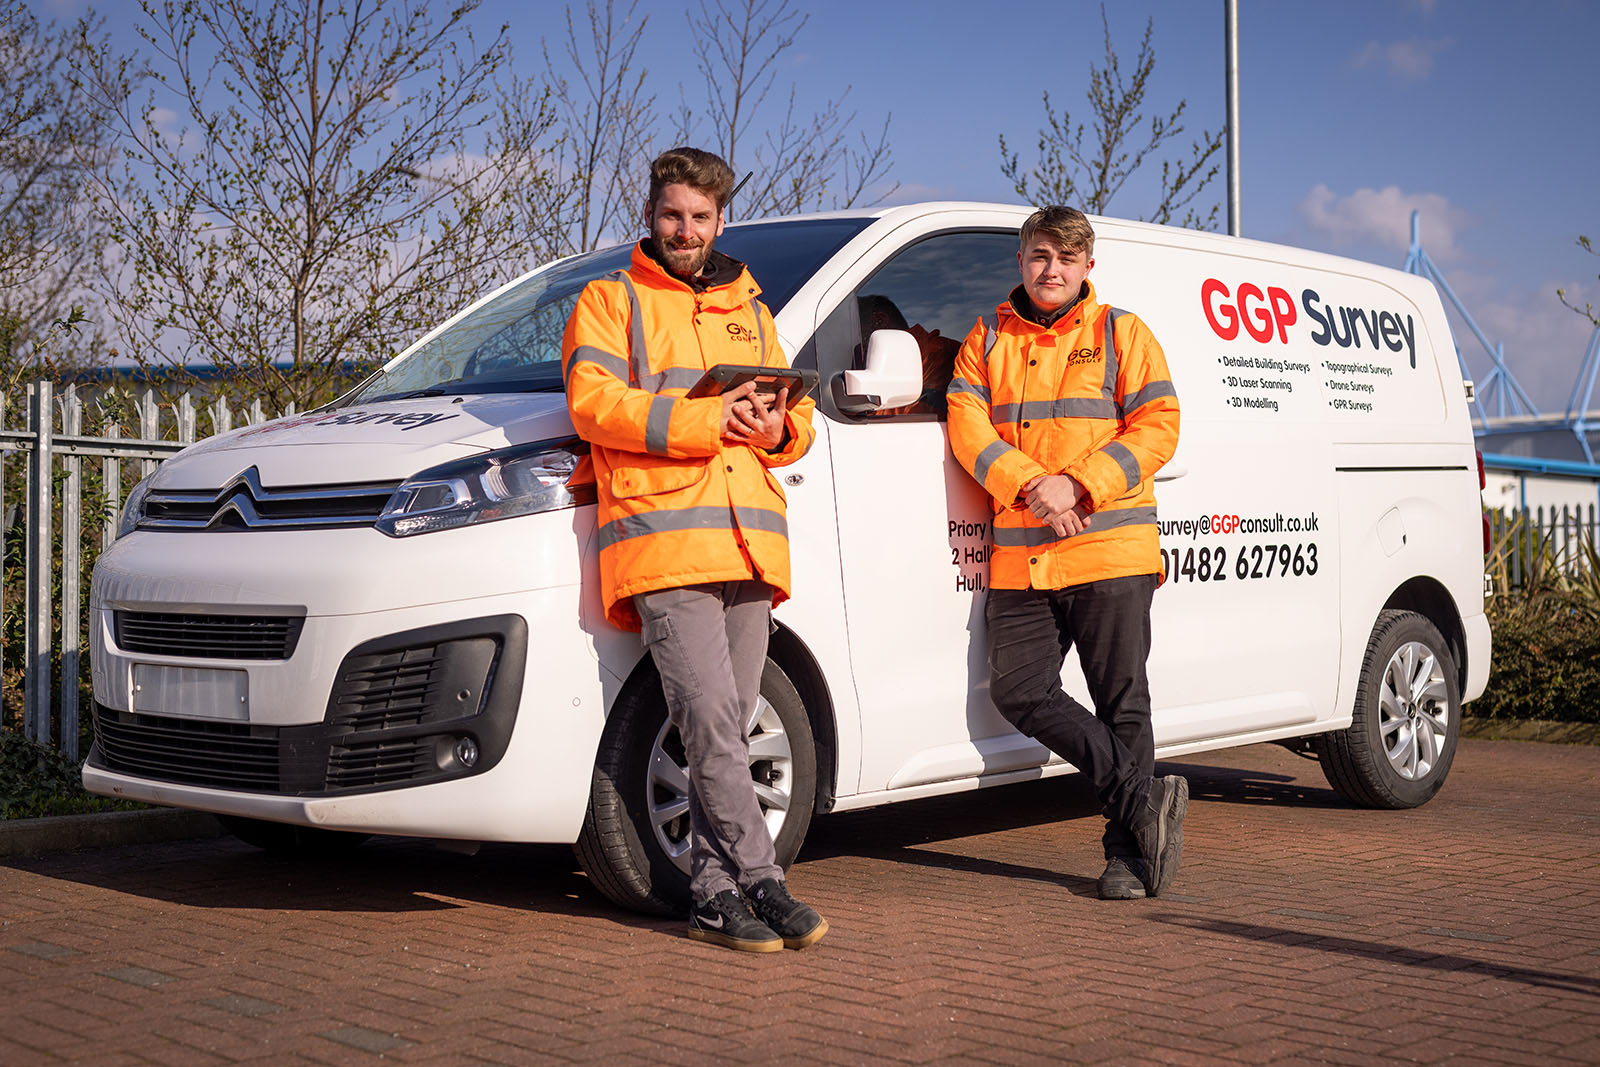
[831,329,923,414]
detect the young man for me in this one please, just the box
[562,147,826,951]
[946,205,1188,900]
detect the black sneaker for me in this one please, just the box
[1097,856,1148,900]
[1130,774,1189,897]
[745,878,828,949]
[687,890,782,953]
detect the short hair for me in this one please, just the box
[858,293,909,332]
[647,146,737,212]
[1019,205,1095,260]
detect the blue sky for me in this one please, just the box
[39,0,1600,411]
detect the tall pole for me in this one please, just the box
[1225,0,1242,236]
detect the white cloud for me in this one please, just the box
[1298,183,1471,263]
[1352,37,1454,81]
[1293,185,1597,414]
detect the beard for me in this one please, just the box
[657,232,715,278]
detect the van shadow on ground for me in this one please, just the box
[0,835,663,928]
[804,751,1349,859]
[2,752,1348,918]
[800,752,1352,898]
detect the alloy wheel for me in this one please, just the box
[646,696,795,873]
[1378,640,1450,781]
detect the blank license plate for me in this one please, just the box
[132,664,249,721]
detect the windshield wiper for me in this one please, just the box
[366,376,473,402]
[382,387,449,400]
[363,374,566,403]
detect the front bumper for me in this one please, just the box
[85,518,619,842]
[89,614,526,796]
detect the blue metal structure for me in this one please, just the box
[1401,211,1539,426]
[1403,210,1600,463]
[1565,327,1600,463]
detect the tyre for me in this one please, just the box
[574,658,817,916]
[1313,609,1460,809]
[217,815,371,856]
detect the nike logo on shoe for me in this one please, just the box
[687,889,783,952]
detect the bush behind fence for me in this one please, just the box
[1480,505,1600,724]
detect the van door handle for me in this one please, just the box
[1155,463,1188,482]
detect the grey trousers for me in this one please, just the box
[634,580,783,901]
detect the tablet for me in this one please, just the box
[684,364,818,408]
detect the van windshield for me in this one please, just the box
[348,217,871,404]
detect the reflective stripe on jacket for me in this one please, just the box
[563,242,816,631]
[946,280,1179,590]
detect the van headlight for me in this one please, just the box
[376,437,594,538]
[115,475,156,539]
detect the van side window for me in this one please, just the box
[853,231,1019,420]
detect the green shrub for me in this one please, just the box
[1474,605,1600,723]
[1473,516,1600,724]
[0,727,141,819]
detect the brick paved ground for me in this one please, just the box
[2,738,1597,1065]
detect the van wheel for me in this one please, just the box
[574,658,817,916]
[1313,610,1460,809]
[217,815,371,855]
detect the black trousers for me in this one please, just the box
[985,574,1158,858]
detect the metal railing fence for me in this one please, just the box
[1486,502,1599,594]
[1,380,288,759]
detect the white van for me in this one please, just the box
[85,204,1490,913]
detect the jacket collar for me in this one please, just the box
[999,279,1099,332]
[633,240,758,305]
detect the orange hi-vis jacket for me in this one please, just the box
[946,281,1180,591]
[563,242,816,631]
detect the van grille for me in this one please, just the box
[326,739,433,789]
[88,705,443,795]
[328,641,496,732]
[93,712,283,791]
[139,466,399,531]
[114,611,305,660]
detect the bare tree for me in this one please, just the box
[0,3,115,374]
[999,7,1223,230]
[543,0,657,253]
[676,0,896,220]
[1558,235,1598,327]
[78,0,564,410]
